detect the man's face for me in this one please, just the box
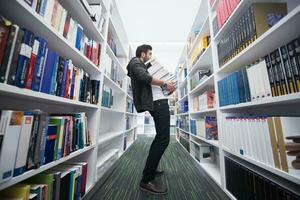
[142,50,152,63]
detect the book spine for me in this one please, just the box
[25,39,39,89]
[0,24,17,83]
[32,37,47,91]
[56,57,65,96]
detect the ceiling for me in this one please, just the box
[115,0,201,72]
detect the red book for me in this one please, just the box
[80,162,88,196]
[224,0,230,22]
[25,39,39,89]
[63,13,71,38]
[0,18,10,66]
[217,6,221,29]
[64,67,71,98]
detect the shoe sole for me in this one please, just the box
[139,186,168,195]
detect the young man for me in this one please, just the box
[127,44,175,195]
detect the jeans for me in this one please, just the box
[142,99,170,182]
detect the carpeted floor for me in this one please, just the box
[88,135,230,200]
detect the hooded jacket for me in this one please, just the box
[127,57,153,112]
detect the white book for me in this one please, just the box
[259,59,272,98]
[14,113,34,176]
[246,66,255,101]
[71,21,78,47]
[153,69,168,79]
[58,8,67,36]
[255,61,267,99]
[148,65,163,75]
[0,111,23,183]
[68,60,74,99]
[67,18,75,42]
[32,0,38,12]
[44,0,55,25]
[258,117,268,164]
[263,117,275,167]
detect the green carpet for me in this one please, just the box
[88,135,230,200]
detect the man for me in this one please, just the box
[127,44,175,195]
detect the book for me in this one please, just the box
[0,111,23,183]
[24,39,40,89]
[15,28,34,88]
[13,112,34,176]
[40,49,57,94]
[0,17,10,68]
[0,23,18,83]
[26,173,54,200]
[0,184,30,200]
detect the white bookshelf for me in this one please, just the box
[176,0,300,198]
[0,0,137,195]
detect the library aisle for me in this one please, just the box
[1,0,300,199]
[85,135,229,200]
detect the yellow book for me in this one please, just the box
[0,184,30,200]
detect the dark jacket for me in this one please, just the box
[127,57,153,112]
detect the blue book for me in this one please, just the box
[50,55,59,95]
[15,29,34,88]
[39,116,49,165]
[60,59,69,97]
[75,25,83,51]
[32,37,47,91]
[40,50,57,94]
[233,72,240,104]
[44,125,58,164]
[39,0,48,17]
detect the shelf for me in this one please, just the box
[178,93,189,103]
[127,94,133,100]
[223,147,300,188]
[190,108,217,115]
[178,77,188,89]
[106,44,127,75]
[176,112,189,116]
[144,124,155,126]
[188,44,213,77]
[60,0,105,43]
[187,17,210,58]
[0,83,98,109]
[124,125,138,133]
[98,131,124,145]
[190,134,219,148]
[97,148,119,168]
[0,145,95,191]
[125,112,138,116]
[217,5,300,75]
[0,0,101,76]
[176,127,190,134]
[101,106,125,114]
[189,74,214,96]
[199,163,221,186]
[219,92,300,111]
[103,74,126,94]
[108,18,128,57]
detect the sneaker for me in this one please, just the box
[139,180,168,195]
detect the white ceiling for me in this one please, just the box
[115,0,201,72]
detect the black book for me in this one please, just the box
[274,49,288,95]
[26,112,41,170]
[280,45,297,93]
[55,57,65,96]
[287,39,300,93]
[265,54,277,96]
[270,51,283,96]
[59,171,71,200]
[6,28,24,85]
[33,110,47,168]
[35,0,42,13]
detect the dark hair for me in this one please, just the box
[136,44,152,57]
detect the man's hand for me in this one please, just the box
[165,82,176,93]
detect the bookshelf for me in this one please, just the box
[0,0,137,196]
[176,0,300,199]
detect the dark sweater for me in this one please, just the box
[127,57,153,112]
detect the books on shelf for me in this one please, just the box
[222,116,300,176]
[190,116,218,140]
[179,100,189,114]
[188,35,210,68]
[21,0,102,66]
[190,142,216,163]
[177,115,189,132]
[89,3,106,33]
[0,162,88,200]
[0,110,91,183]
[192,91,215,112]
[217,3,287,66]
[101,85,113,108]
[218,35,300,107]
[107,31,117,55]
[190,69,211,90]
[126,98,134,113]
[225,156,300,200]
[216,0,240,31]
[0,17,101,105]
